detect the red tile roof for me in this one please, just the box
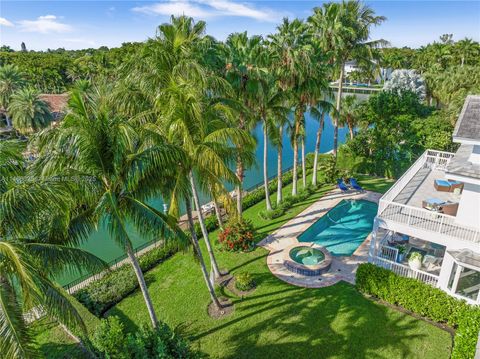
[39,93,69,113]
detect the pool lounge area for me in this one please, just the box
[259,189,382,288]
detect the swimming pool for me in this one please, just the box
[297,199,378,256]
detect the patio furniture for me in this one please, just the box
[422,198,445,212]
[422,255,442,272]
[439,201,459,216]
[447,179,464,192]
[434,179,452,192]
[337,179,349,192]
[349,178,363,191]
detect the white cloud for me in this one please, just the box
[132,0,281,22]
[18,15,72,33]
[0,17,14,27]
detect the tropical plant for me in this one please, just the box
[33,89,188,328]
[8,88,53,134]
[308,0,386,157]
[339,94,361,139]
[234,272,255,291]
[454,38,479,67]
[0,64,25,127]
[383,69,426,100]
[0,140,107,358]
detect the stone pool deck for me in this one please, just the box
[258,189,382,288]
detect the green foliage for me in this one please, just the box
[259,186,316,220]
[356,263,480,359]
[234,272,256,291]
[92,316,197,359]
[218,219,256,252]
[74,243,179,316]
[193,215,219,239]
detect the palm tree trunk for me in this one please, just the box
[277,125,283,205]
[312,113,325,186]
[292,110,301,196]
[189,171,221,281]
[212,195,224,231]
[348,122,354,140]
[126,245,158,328]
[5,115,11,128]
[301,137,306,188]
[236,114,245,218]
[185,198,222,310]
[334,63,345,157]
[263,120,272,211]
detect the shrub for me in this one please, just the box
[194,214,219,239]
[356,263,480,359]
[258,207,284,220]
[235,272,255,291]
[218,219,256,252]
[92,316,198,359]
[74,242,179,316]
[259,186,317,220]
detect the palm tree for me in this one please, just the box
[339,94,359,139]
[8,88,52,134]
[0,65,25,128]
[257,76,290,210]
[455,38,479,66]
[0,140,107,358]
[222,32,264,217]
[311,97,336,186]
[34,89,187,329]
[308,0,386,157]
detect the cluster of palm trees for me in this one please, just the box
[0,65,53,135]
[0,1,386,357]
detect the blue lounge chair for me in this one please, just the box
[349,178,363,191]
[337,179,349,192]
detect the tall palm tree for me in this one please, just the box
[455,38,479,67]
[0,65,25,128]
[308,0,386,157]
[257,76,290,210]
[339,94,359,139]
[34,89,187,329]
[222,32,264,217]
[0,140,107,358]
[270,18,328,195]
[311,97,336,186]
[8,88,52,135]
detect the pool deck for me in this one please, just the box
[258,189,382,288]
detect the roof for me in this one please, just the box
[452,95,480,144]
[447,249,480,269]
[39,93,69,114]
[446,144,480,180]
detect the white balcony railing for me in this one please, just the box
[370,256,439,287]
[378,149,480,244]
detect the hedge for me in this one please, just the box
[74,242,180,316]
[356,263,480,359]
[259,185,316,220]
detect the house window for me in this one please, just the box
[455,267,480,301]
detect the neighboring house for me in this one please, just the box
[368,95,480,304]
[39,93,69,122]
[344,59,392,84]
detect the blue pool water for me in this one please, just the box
[298,199,378,256]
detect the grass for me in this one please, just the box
[37,174,452,358]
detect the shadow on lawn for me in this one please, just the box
[193,281,432,359]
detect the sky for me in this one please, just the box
[0,1,479,51]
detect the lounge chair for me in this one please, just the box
[337,179,349,192]
[447,180,464,192]
[349,178,363,191]
[422,198,445,212]
[434,179,452,192]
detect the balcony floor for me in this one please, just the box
[393,167,461,208]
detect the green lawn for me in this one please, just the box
[38,174,452,358]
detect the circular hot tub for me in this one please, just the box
[283,244,332,276]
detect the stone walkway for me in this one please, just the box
[258,189,382,288]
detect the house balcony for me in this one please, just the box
[377,150,480,246]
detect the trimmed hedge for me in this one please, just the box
[259,185,316,220]
[356,263,480,359]
[74,242,180,316]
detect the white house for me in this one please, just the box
[368,95,480,304]
[343,59,392,84]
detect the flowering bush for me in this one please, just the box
[218,219,256,252]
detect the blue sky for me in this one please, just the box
[1,1,479,50]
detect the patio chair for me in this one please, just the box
[349,178,363,191]
[447,180,464,192]
[434,179,452,192]
[337,179,349,192]
[439,201,459,216]
[422,198,445,212]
